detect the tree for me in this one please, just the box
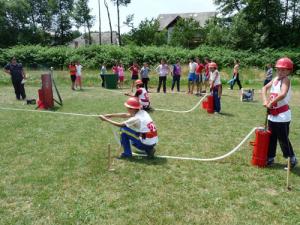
[73,0,94,45]
[213,0,246,16]
[123,18,167,46]
[104,0,113,44]
[123,14,134,29]
[111,0,131,45]
[169,18,204,48]
[51,0,74,45]
[203,18,229,47]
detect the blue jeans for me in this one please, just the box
[171,76,180,91]
[212,86,221,112]
[120,127,155,157]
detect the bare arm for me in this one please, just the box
[262,79,273,107]
[22,68,26,79]
[99,115,126,127]
[268,78,290,108]
[262,78,290,108]
[102,113,131,118]
[4,68,11,75]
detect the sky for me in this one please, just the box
[88,0,217,33]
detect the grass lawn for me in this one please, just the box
[0,69,300,225]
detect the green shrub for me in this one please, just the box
[0,45,299,73]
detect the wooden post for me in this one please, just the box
[286,157,291,191]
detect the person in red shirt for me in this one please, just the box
[195,57,205,96]
[68,61,76,90]
[203,57,211,93]
[128,61,140,92]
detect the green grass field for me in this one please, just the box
[0,69,300,225]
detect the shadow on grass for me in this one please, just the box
[127,156,168,166]
[219,112,234,117]
[266,163,300,177]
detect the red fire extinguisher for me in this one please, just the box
[201,95,214,114]
[206,95,214,114]
[250,111,271,167]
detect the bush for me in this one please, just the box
[0,45,299,73]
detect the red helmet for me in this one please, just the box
[275,57,293,70]
[124,97,141,109]
[135,79,143,86]
[208,62,218,68]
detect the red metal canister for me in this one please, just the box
[251,128,271,167]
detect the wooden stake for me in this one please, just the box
[286,157,291,191]
[107,144,114,171]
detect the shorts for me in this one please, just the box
[70,75,76,82]
[119,76,124,82]
[188,72,196,82]
[76,76,81,82]
[195,74,200,83]
[131,74,138,80]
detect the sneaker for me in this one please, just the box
[117,153,132,159]
[146,147,156,158]
[284,158,298,170]
[266,158,275,166]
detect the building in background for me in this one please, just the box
[158,12,216,42]
[69,31,119,48]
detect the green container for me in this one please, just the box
[103,74,118,89]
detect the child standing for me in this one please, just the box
[187,58,197,94]
[100,64,107,87]
[156,59,170,93]
[75,61,83,90]
[203,58,211,93]
[68,61,76,90]
[128,61,140,92]
[112,62,119,75]
[264,63,273,86]
[99,97,158,158]
[195,58,205,96]
[209,62,222,113]
[171,59,181,92]
[230,59,242,90]
[262,57,297,169]
[118,63,125,89]
[140,63,150,92]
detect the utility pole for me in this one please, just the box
[98,0,102,45]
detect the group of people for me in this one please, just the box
[3,56,297,169]
[100,57,297,170]
[68,61,83,90]
[99,57,219,95]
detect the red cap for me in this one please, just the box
[275,57,293,70]
[208,62,218,68]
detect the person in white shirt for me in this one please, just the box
[209,62,222,113]
[75,61,83,90]
[262,57,297,169]
[99,97,158,158]
[156,59,170,93]
[187,58,197,94]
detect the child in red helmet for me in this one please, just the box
[99,97,158,158]
[262,57,297,169]
[209,62,222,113]
[125,79,151,111]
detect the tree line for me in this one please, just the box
[123,0,300,50]
[0,0,299,50]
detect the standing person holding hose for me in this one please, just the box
[262,57,297,169]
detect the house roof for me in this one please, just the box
[69,31,119,46]
[158,12,216,30]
